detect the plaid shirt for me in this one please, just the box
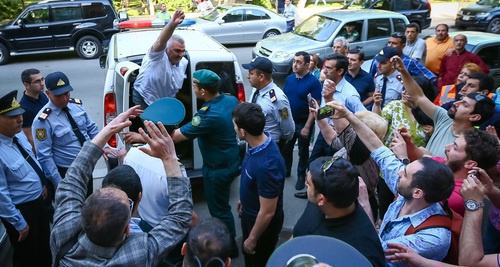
[50,142,192,266]
[369,54,437,85]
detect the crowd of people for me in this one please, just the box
[0,6,499,267]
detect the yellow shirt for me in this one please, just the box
[425,36,454,75]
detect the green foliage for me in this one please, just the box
[251,0,273,9]
[0,0,23,21]
[158,0,193,11]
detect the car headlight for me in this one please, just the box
[476,12,490,18]
[271,51,291,63]
[458,10,464,15]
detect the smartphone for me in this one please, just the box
[307,93,315,108]
[317,105,335,120]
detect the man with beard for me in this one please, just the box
[327,100,455,266]
[392,56,495,157]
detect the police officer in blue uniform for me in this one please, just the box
[172,69,241,257]
[0,90,51,267]
[32,72,115,196]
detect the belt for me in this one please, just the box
[15,194,44,209]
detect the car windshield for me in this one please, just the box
[294,15,340,42]
[200,6,228,21]
[477,0,500,6]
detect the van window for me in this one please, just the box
[367,18,391,40]
[394,0,410,11]
[83,3,107,18]
[393,18,407,33]
[52,6,82,22]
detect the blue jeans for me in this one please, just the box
[286,20,295,33]
[284,123,311,178]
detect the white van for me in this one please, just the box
[100,27,247,178]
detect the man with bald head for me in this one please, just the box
[50,106,193,266]
[438,34,489,89]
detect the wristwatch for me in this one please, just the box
[464,199,484,211]
[400,158,410,165]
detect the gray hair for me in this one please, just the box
[334,36,349,50]
[166,34,185,48]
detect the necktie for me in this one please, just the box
[62,107,86,146]
[251,90,260,103]
[13,137,46,187]
[381,77,388,106]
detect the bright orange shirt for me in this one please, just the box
[425,36,454,75]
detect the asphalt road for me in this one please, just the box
[0,4,460,266]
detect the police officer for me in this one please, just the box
[0,90,51,267]
[171,69,240,257]
[372,47,404,109]
[242,57,295,161]
[32,71,115,196]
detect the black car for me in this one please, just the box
[455,0,500,34]
[0,0,127,65]
[363,0,432,30]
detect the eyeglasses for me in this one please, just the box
[391,32,404,37]
[128,198,134,212]
[321,155,341,175]
[30,77,45,85]
[471,93,487,102]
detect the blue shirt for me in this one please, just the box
[0,132,43,231]
[375,70,404,108]
[322,78,366,113]
[345,69,375,105]
[371,146,451,266]
[20,92,49,128]
[283,72,322,124]
[180,94,240,168]
[32,100,100,186]
[240,134,285,218]
[369,54,437,85]
[251,82,295,141]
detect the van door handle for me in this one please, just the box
[39,26,48,29]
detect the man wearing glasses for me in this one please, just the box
[19,68,48,152]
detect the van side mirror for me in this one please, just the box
[17,19,25,27]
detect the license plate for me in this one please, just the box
[463,15,470,20]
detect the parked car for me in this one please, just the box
[0,0,127,65]
[192,4,287,44]
[252,9,409,77]
[455,0,500,34]
[100,27,247,177]
[363,0,432,30]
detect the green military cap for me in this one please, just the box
[141,97,185,127]
[193,69,220,85]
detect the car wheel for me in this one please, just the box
[0,43,10,65]
[263,30,280,39]
[486,18,500,34]
[76,35,102,59]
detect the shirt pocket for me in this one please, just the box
[8,157,32,178]
[55,126,74,145]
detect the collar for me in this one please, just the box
[204,93,224,106]
[434,36,451,44]
[0,133,15,146]
[80,233,119,259]
[48,101,65,115]
[391,196,446,227]
[248,132,272,155]
[258,81,278,95]
[23,91,42,102]
[334,78,347,93]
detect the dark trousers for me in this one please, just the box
[308,133,334,167]
[202,160,240,240]
[241,211,284,267]
[286,20,295,32]
[1,196,51,267]
[58,166,93,198]
[483,217,500,254]
[283,123,311,178]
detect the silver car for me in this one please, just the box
[192,4,287,44]
[253,9,409,77]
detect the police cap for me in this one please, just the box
[0,90,25,116]
[46,71,74,96]
[141,97,185,127]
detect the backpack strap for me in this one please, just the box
[405,214,452,235]
[55,233,79,267]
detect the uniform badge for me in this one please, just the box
[35,129,46,141]
[192,115,201,126]
[269,89,277,103]
[279,107,289,119]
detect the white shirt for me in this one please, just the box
[134,48,188,105]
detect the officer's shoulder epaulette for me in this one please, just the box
[396,75,403,84]
[38,108,51,120]
[69,98,82,105]
[200,106,210,112]
[269,89,277,103]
